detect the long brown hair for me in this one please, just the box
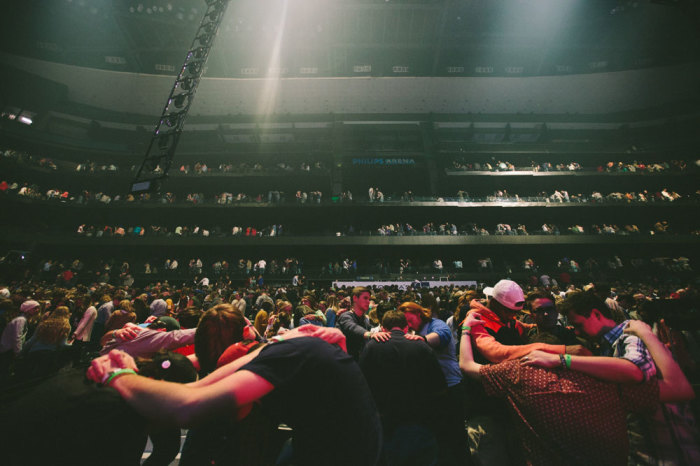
[397,301,432,324]
[195,303,246,375]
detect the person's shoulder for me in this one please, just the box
[428,318,450,330]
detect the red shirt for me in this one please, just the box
[480,360,658,465]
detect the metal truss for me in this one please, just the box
[131,0,230,193]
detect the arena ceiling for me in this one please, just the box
[1,0,699,79]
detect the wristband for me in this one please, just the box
[102,368,137,386]
[565,354,572,369]
[461,325,471,332]
[420,334,427,342]
[271,335,285,343]
[112,330,118,341]
[559,354,567,368]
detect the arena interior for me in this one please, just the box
[1,1,699,465]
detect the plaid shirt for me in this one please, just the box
[600,320,657,381]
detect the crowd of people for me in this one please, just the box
[449,157,692,173]
[23,253,694,291]
[1,148,698,464]
[1,147,328,177]
[3,177,697,207]
[76,224,284,238]
[6,146,695,179]
[374,220,683,236]
[458,188,690,203]
[66,220,698,239]
[0,274,697,465]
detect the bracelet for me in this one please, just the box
[462,332,471,337]
[102,368,137,386]
[565,354,572,369]
[420,334,427,342]
[559,354,567,369]
[112,330,118,341]
[461,325,471,332]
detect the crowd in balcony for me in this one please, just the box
[4,178,698,218]
[67,219,696,240]
[1,147,328,176]
[455,188,691,203]
[449,157,692,173]
[76,224,284,238]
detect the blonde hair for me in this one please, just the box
[254,310,268,336]
[35,307,71,345]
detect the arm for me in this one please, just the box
[151,328,197,351]
[337,312,371,341]
[189,344,266,388]
[423,319,451,349]
[73,307,96,340]
[9,318,26,354]
[458,315,484,380]
[192,325,349,389]
[100,323,142,347]
[521,350,644,383]
[90,350,272,427]
[270,324,348,352]
[625,320,694,402]
[471,324,566,363]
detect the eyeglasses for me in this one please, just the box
[532,305,556,314]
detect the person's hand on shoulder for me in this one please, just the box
[370,331,391,342]
[283,324,348,353]
[404,333,424,342]
[623,320,653,338]
[464,313,484,330]
[115,323,142,341]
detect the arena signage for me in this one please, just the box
[352,158,417,166]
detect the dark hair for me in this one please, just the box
[375,302,394,325]
[381,310,407,330]
[177,306,203,329]
[525,291,556,310]
[560,291,611,319]
[137,350,197,384]
[352,286,370,298]
[195,303,246,375]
